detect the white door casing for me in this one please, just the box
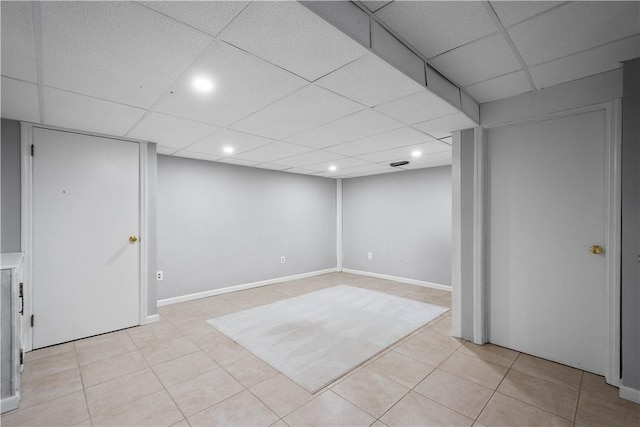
[483,102,621,383]
[23,125,145,349]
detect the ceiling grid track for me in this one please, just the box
[30,1,46,124]
[481,1,537,92]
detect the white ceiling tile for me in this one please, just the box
[316,53,424,107]
[1,77,40,122]
[430,34,522,87]
[305,157,371,173]
[465,71,532,104]
[286,109,404,149]
[1,1,37,82]
[40,2,211,108]
[184,129,274,158]
[282,167,317,175]
[127,112,219,149]
[356,140,451,163]
[360,1,393,13]
[374,90,460,125]
[42,87,147,136]
[413,112,478,139]
[140,1,249,37]
[490,1,564,27]
[326,126,435,156]
[230,85,364,140]
[334,163,392,176]
[508,1,640,66]
[253,163,291,171]
[217,158,259,167]
[154,40,307,127]
[234,141,313,163]
[530,35,640,89]
[157,146,178,155]
[274,150,345,168]
[219,2,367,81]
[400,151,453,170]
[375,1,497,58]
[173,151,222,162]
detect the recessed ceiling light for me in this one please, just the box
[192,77,214,93]
[329,165,337,172]
[223,146,234,154]
[411,150,422,158]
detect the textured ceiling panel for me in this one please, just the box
[286,109,404,149]
[430,34,522,87]
[230,85,364,140]
[359,1,393,13]
[304,157,371,173]
[233,141,313,163]
[315,54,424,107]
[140,1,249,37]
[413,112,478,138]
[374,90,459,125]
[1,77,40,122]
[269,150,344,168]
[464,70,533,104]
[127,112,219,149]
[186,129,274,157]
[508,1,640,66]
[375,1,497,58]
[326,126,434,156]
[40,1,211,108]
[356,140,451,163]
[400,150,453,169]
[530,35,640,89]
[1,1,38,82]
[153,41,307,127]
[43,87,147,136]
[490,1,565,27]
[219,1,366,81]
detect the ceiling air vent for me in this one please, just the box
[390,161,409,167]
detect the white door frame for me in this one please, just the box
[20,123,150,351]
[475,100,622,386]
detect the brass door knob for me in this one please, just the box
[129,235,138,244]
[590,245,603,255]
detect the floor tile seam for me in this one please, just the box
[508,364,582,392]
[492,389,578,423]
[506,365,585,397]
[143,358,193,423]
[21,351,81,383]
[243,385,288,422]
[139,342,202,367]
[183,386,255,423]
[573,371,586,424]
[8,386,84,415]
[363,361,433,391]
[332,379,412,421]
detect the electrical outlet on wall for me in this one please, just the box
[367,252,373,260]
[280,256,286,264]
[157,271,163,281]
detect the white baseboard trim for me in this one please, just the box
[342,268,452,292]
[144,314,159,324]
[619,381,640,403]
[157,268,338,307]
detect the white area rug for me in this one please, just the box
[206,285,449,392]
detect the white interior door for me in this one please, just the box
[487,110,607,374]
[32,128,140,349]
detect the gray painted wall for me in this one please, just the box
[156,155,337,300]
[1,119,21,253]
[621,58,640,391]
[342,167,452,286]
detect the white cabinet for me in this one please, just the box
[1,252,23,413]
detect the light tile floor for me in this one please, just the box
[3,273,639,426]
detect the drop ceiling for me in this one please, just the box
[1,1,638,179]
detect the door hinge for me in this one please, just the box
[19,283,24,315]
[30,314,34,327]
[31,144,34,156]
[19,350,23,365]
